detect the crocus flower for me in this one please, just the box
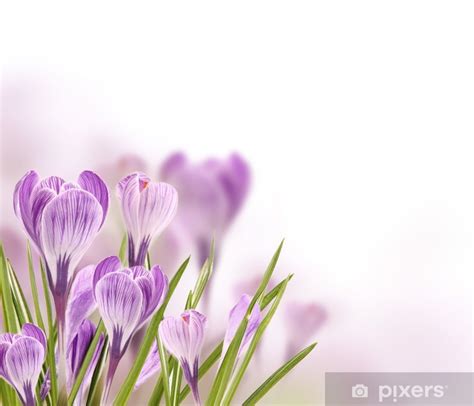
[117,172,178,267]
[159,152,250,267]
[93,256,168,400]
[284,301,327,358]
[0,323,46,406]
[221,294,262,365]
[67,319,105,406]
[159,310,206,405]
[13,170,108,346]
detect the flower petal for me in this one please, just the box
[96,272,143,354]
[40,189,103,287]
[135,342,161,389]
[66,265,96,348]
[5,337,44,403]
[93,256,122,300]
[78,171,109,226]
[135,265,168,326]
[0,342,11,381]
[22,323,47,353]
[13,170,40,244]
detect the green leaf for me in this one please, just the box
[8,261,34,324]
[68,321,106,405]
[113,256,190,406]
[0,244,19,332]
[27,242,45,331]
[157,336,171,406]
[118,234,127,264]
[221,274,291,404]
[189,239,215,309]
[40,260,58,405]
[86,335,109,405]
[206,240,284,405]
[242,342,317,405]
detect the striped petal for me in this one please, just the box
[66,265,96,348]
[21,323,47,353]
[0,342,11,381]
[92,256,122,300]
[134,265,168,326]
[96,272,143,355]
[135,342,161,389]
[40,189,103,288]
[5,337,44,404]
[13,170,40,246]
[78,171,109,226]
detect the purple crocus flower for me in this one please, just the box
[67,319,105,406]
[160,152,250,267]
[221,294,262,365]
[93,256,168,401]
[159,310,206,405]
[117,172,178,267]
[284,301,327,358]
[0,323,46,406]
[13,170,108,346]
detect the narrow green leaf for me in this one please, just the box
[189,239,215,309]
[27,242,45,331]
[68,321,106,405]
[113,256,190,406]
[206,240,284,405]
[86,335,109,406]
[0,244,19,332]
[40,260,57,405]
[157,336,171,406]
[242,342,317,405]
[8,261,34,324]
[118,234,127,264]
[221,275,291,404]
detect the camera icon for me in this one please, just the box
[352,384,369,398]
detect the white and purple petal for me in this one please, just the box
[5,337,44,405]
[78,171,109,226]
[13,170,40,246]
[135,342,161,389]
[96,272,143,355]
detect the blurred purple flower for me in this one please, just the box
[221,294,262,365]
[0,323,46,406]
[159,310,206,405]
[13,170,108,345]
[39,369,50,401]
[135,342,160,390]
[117,172,178,267]
[67,319,105,406]
[284,301,327,357]
[160,152,250,267]
[93,256,168,401]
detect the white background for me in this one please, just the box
[2,2,473,404]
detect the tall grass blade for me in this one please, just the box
[27,242,45,331]
[242,342,317,405]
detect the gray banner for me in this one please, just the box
[325,372,473,406]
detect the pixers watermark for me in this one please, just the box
[326,373,473,405]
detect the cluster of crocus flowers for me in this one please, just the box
[93,256,168,401]
[0,324,46,406]
[13,170,109,349]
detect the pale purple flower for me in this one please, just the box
[117,172,178,267]
[221,294,262,365]
[0,323,46,406]
[13,170,108,343]
[67,319,105,406]
[160,152,250,267]
[284,301,327,358]
[159,310,206,405]
[93,256,168,400]
[134,342,160,390]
